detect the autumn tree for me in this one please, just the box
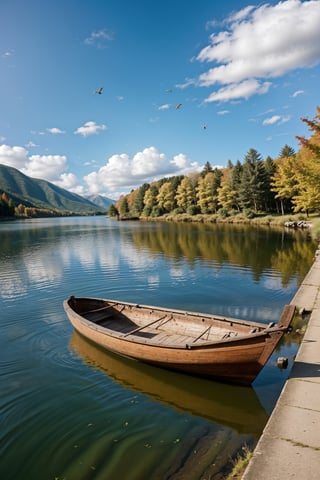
[292,108,320,214]
[271,154,298,215]
[157,181,176,213]
[143,185,159,216]
[175,176,197,212]
[196,169,222,213]
[296,107,320,158]
[217,167,239,211]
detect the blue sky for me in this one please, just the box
[0,0,319,200]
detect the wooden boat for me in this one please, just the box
[64,296,295,385]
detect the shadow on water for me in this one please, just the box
[70,331,269,437]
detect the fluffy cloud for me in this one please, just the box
[0,144,29,170]
[205,79,271,103]
[0,144,68,181]
[84,146,201,196]
[54,173,85,195]
[74,121,107,137]
[0,144,204,198]
[195,0,320,102]
[47,127,65,134]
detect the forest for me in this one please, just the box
[113,107,320,220]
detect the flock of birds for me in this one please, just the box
[94,86,208,129]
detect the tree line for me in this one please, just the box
[112,107,320,219]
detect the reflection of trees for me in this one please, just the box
[271,240,315,287]
[131,223,317,283]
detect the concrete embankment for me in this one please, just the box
[242,246,320,480]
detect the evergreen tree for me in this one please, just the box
[119,197,130,216]
[107,204,119,217]
[262,156,277,212]
[279,144,296,158]
[200,161,213,178]
[132,183,149,215]
[230,160,243,211]
[239,149,266,213]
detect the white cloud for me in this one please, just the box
[24,155,68,181]
[74,121,107,137]
[159,104,170,110]
[47,127,65,134]
[292,89,304,97]
[0,144,68,182]
[217,110,230,115]
[0,144,28,170]
[205,79,271,103]
[263,115,291,125]
[84,29,114,48]
[1,144,204,198]
[54,172,85,194]
[263,115,281,125]
[195,0,320,102]
[170,153,201,174]
[84,146,201,196]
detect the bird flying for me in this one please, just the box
[95,87,104,95]
[175,103,182,109]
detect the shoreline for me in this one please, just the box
[242,244,320,479]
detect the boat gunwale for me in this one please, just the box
[63,297,291,351]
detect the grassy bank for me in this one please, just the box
[140,212,320,241]
[225,445,253,479]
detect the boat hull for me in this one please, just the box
[64,296,295,385]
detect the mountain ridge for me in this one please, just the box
[0,164,114,213]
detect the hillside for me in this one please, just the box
[0,164,104,214]
[85,194,116,209]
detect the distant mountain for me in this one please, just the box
[85,194,116,209]
[0,164,102,213]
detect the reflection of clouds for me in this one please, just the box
[263,275,296,292]
[170,265,184,279]
[0,266,27,299]
[23,251,64,284]
[0,224,159,300]
[120,243,156,270]
[147,275,159,287]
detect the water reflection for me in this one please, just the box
[133,222,315,285]
[70,331,268,437]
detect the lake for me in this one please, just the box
[0,216,316,480]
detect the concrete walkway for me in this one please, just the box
[242,246,320,480]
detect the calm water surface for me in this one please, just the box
[0,217,316,479]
